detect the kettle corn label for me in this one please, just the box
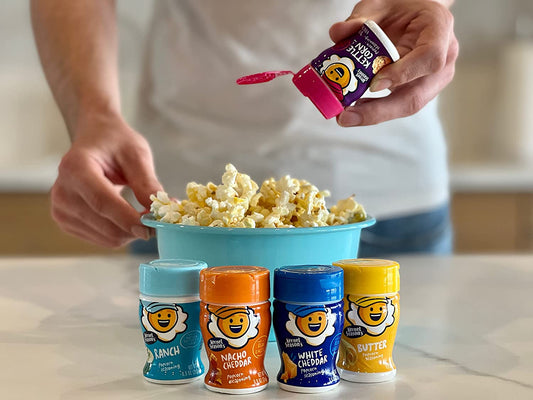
[311,23,393,106]
[337,294,399,374]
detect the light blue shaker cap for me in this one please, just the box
[139,259,207,297]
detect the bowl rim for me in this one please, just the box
[141,213,376,236]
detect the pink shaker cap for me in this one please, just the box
[292,65,344,119]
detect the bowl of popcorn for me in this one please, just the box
[141,164,375,271]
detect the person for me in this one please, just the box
[30,0,458,256]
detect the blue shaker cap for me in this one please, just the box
[274,265,344,304]
[139,259,207,297]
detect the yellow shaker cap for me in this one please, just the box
[332,259,400,295]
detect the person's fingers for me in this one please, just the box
[338,57,455,127]
[370,8,454,91]
[337,75,440,127]
[50,174,145,246]
[51,185,138,243]
[57,152,149,239]
[338,26,458,128]
[329,18,365,43]
[52,205,134,248]
[117,140,163,209]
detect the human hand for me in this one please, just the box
[50,115,163,248]
[330,0,458,127]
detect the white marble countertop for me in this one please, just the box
[0,254,532,399]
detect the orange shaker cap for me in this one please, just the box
[200,266,270,304]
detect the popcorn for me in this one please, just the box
[150,164,367,228]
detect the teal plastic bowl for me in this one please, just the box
[141,214,375,270]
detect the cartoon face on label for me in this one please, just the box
[296,310,328,337]
[347,296,395,336]
[217,310,250,339]
[207,306,259,348]
[141,301,188,342]
[319,55,357,100]
[357,300,388,326]
[148,307,179,332]
[286,304,336,346]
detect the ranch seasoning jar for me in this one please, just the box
[237,20,399,119]
[199,266,270,394]
[333,259,400,383]
[139,259,206,384]
[273,265,344,393]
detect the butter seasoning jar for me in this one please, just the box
[139,259,206,384]
[333,259,400,383]
[273,265,344,393]
[199,266,270,394]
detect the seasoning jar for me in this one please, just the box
[332,259,400,383]
[139,259,206,384]
[237,20,400,119]
[273,265,344,393]
[199,266,270,394]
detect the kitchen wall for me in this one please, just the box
[441,0,533,165]
[0,1,151,174]
[1,1,533,254]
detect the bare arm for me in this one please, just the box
[31,0,120,136]
[31,0,162,247]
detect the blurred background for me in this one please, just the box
[1,0,533,255]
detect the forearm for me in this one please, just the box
[30,0,121,138]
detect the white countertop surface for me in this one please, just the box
[0,254,532,399]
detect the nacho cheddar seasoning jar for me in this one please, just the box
[139,259,207,384]
[273,265,344,393]
[199,266,270,394]
[237,20,400,119]
[332,259,400,383]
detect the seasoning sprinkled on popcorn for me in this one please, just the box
[150,164,366,228]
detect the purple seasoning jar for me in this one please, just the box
[237,20,400,119]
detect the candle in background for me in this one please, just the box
[494,15,533,165]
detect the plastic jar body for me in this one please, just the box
[333,259,400,383]
[200,300,270,394]
[139,294,204,383]
[337,292,400,382]
[199,266,271,394]
[273,265,344,393]
[273,299,344,393]
[138,259,207,384]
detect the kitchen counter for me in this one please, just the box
[0,255,532,399]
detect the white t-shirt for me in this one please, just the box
[134,0,449,219]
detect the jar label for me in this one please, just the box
[337,294,400,374]
[139,300,204,381]
[311,23,394,106]
[200,302,270,390]
[273,300,344,388]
